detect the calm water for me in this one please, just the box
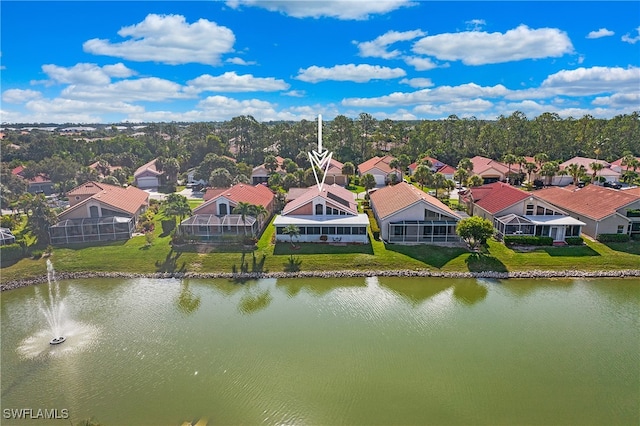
[1,276,638,425]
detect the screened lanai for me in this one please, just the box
[494,213,585,242]
[179,214,258,241]
[49,216,135,245]
[387,220,460,243]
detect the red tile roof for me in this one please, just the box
[559,156,610,170]
[535,185,640,220]
[59,182,149,219]
[197,183,275,213]
[370,182,460,220]
[282,184,357,216]
[470,156,509,175]
[134,158,163,177]
[467,182,530,214]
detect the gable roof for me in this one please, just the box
[134,158,163,177]
[358,155,396,175]
[370,182,460,220]
[196,183,274,213]
[535,184,640,220]
[59,182,149,219]
[559,156,610,170]
[282,184,358,216]
[466,182,531,215]
[611,156,640,171]
[470,156,509,175]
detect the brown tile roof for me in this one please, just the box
[59,182,149,219]
[282,184,357,216]
[134,158,163,177]
[535,185,640,220]
[470,156,509,175]
[67,181,109,196]
[358,155,396,174]
[196,183,275,213]
[370,182,460,220]
[468,182,530,214]
[559,156,610,169]
[622,187,640,196]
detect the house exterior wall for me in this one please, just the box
[60,201,132,221]
[288,203,313,215]
[375,201,458,242]
[69,194,95,207]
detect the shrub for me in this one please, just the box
[597,233,630,243]
[161,219,176,234]
[364,208,380,240]
[1,215,18,229]
[0,243,25,261]
[504,235,553,246]
[565,236,584,246]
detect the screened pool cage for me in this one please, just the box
[178,214,259,241]
[49,216,135,245]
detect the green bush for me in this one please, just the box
[597,233,630,243]
[565,236,584,245]
[364,208,380,240]
[0,244,25,261]
[504,235,553,246]
[161,219,176,234]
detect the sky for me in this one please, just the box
[1,1,639,124]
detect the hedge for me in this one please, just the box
[0,244,25,261]
[364,208,380,240]
[504,235,553,246]
[565,236,584,246]
[596,233,630,243]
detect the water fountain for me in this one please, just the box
[36,259,68,345]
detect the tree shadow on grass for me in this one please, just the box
[465,251,508,273]
[385,244,468,269]
[273,242,373,256]
[155,248,186,273]
[231,251,268,283]
[541,245,600,257]
[601,240,640,255]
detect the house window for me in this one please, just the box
[315,204,323,215]
[219,203,228,215]
[536,206,545,215]
[89,206,99,218]
[394,226,404,236]
[276,227,284,234]
[617,225,625,234]
[308,226,321,235]
[525,204,534,215]
[424,209,439,220]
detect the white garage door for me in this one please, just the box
[137,177,158,189]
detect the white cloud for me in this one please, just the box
[621,26,640,44]
[403,56,440,71]
[283,90,306,97]
[356,29,425,59]
[186,72,290,93]
[225,0,416,20]
[60,77,189,102]
[465,19,486,31]
[586,28,614,39]
[83,14,235,65]
[226,57,257,66]
[2,89,42,104]
[399,77,434,88]
[5,98,145,124]
[296,64,406,83]
[412,25,573,65]
[39,63,136,86]
[538,66,640,96]
[592,92,640,107]
[342,83,510,107]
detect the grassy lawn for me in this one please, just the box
[2,214,639,282]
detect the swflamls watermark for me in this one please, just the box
[3,408,69,420]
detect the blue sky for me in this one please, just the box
[1,1,639,124]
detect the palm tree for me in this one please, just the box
[252,204,269,228]
[413,164,432,190]
[453,168,469,188]
[457,158,474,174]
[540,161,560,186]
[283,224,300,248]
[361,173,376,193]
[264,155,279,174]
[432,172,447,197]
[233,201,254,235]
[209,168,232,188]
[341,162,355,186]
[165,194,192,223]
[589,162,604,185]
[467,174,485,187]
[565,163,587,186]
[534,152,549,170]
[525,162,538,183]
[502,153,518,184]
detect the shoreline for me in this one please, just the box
[3,268,640,291]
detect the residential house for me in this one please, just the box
[460,182,585,243]
[134,158,163,189]
[11,165,54,195]
[179,183,275,240]
[273,184,369,243]
[557,156,620,185]
[251,156,287,185]
[323,158,349,186]
[88,161,122,179]
[535,185,640,238]
[49,181,149,245]
[358,155,399,186]
[408,156,457,181]
[469,156,510,184]
[369,182,462,244]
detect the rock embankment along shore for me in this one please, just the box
[3,269,640,291]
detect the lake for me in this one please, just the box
[1,276,638,425]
